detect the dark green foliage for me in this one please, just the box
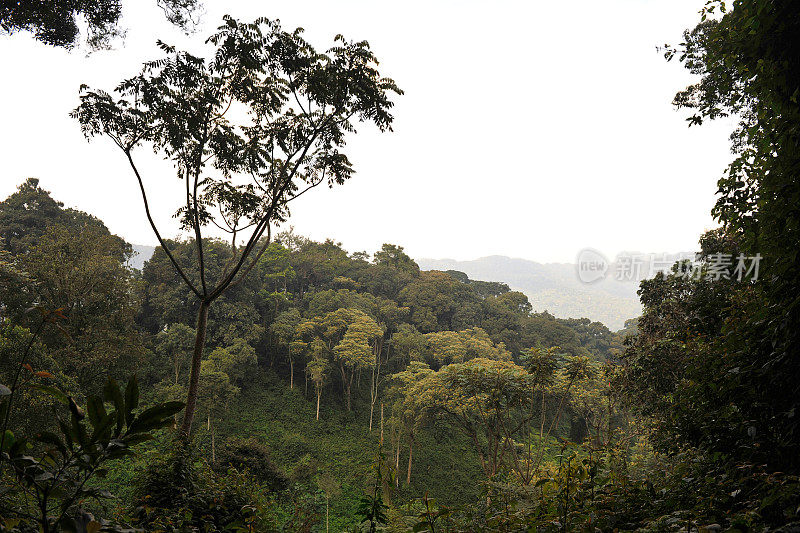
[0,181,145,401]
[355,451,390,532]
[0,0,199,49]
[0,373,183,532]
[445,270,510,299]
[0,178,119,257]
[133,445,269,531]
[214,436,288,492]
[0,179,641,530]
[666,0,800,471]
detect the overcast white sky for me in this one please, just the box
[0,0,734,263]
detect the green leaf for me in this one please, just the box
[68,397,84,420]
[104,378,125,435]
[90,412,116,444]
[34,431,65,454]
[124,375,139,426]
[58,419,74,449]
[71,415,88,448]
[127,401,184,434]
[1,430,15,452]
[87,396,107,430]
[29,384,68,404]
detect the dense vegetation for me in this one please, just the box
[2,0,800,531]
[0,178,627,529]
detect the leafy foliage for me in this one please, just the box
[0,374,183,532]
[0,0,200,49]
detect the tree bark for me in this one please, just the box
[406,440,413,485]
[290,358,294,389]
[316,387,321,420]
[339,364,352,411]
[395,436,400,487]
[179,301,210,439]
[369,391,374,431]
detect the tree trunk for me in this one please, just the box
[339,364,355,411]
[406,440,413,485]
[369,393,375,431]
[179,301,209,439]
[316,387,321,420]
[290,358,294,389]
[380,402,384,444]
[395,436,400,487]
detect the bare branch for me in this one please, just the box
[125,150,202,299]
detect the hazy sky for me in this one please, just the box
[0,0,735,263]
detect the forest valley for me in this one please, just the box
[1,1,800,532]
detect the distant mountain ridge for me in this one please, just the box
[417,255,643,331]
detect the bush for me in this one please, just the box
[133,445,271,531]
[214,436,288,492]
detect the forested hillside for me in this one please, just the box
[2,1,800,532]
[131,251,642,331]
[1,180,626,529]
[417,256,642,330]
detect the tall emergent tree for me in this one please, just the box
[72,16,402,438]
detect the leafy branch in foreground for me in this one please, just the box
[0,372,183,532]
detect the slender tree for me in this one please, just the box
[271,308,301,388]
[72,16,401,438]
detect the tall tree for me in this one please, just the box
[271,308,301,388]
[154,323,196,385]
[15,223,144,393]
[413,357,535,481]
[386,361,433,485]
[332,311,382,411]
[73,16,401,437]
[664,0,800,469]
[197,361,239,462]
[0,178,113,256]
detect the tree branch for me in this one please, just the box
[125,150,202,298]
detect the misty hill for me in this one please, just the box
[417,255,642,331]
